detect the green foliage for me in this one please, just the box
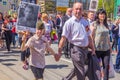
[98,0,114,18]
[45,1,56,13]
[98,0,103,9]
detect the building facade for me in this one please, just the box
[0,0,18,14]
[0,0,91,13]
[0,0,11,13]
[69,0,91,10]
[37,0,91,13]
[37,0,56,13]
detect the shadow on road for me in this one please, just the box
[2,63,15,66]
[45,64,68,69]
[0,59,18,62]
[0,58,17,66]
[0,54,19,57]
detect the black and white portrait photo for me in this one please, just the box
[91,1,97,9]
[89,0,98,11]
[17,1,40,32]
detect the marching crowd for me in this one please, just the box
[0,2,120,80]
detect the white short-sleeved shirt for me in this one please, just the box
[25,35,49,68]
[62,16,90,47]
[43,21,52,33]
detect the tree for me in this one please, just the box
[98,0,114,18]
[98,0,103,8]
[45,1,56,13]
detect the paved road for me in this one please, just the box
[0,43,119,80]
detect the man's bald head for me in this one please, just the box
[66,8,72,16]
[73,2,83,10]
[72,2,83,19]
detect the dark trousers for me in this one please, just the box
[116,37,120,69]
[19,37,22,47]
[63,39,70,58]
[4,31,12,51]
[12,33,16,46]
[96,50,110,80]
[30,66,44,79]
[57,32,62,44]
[63,44,88,80]
[112,37,118,51]
[21,48,30,61]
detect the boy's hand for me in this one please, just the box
[54,47,62,61]
[92,51,96,55]
[54,54,62,61]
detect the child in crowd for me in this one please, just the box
[51,28,58,42]
[21,21,58,80]
[21,31,31,70]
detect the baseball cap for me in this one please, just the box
[36,21,45,30]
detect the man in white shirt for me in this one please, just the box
[57,2,95,80]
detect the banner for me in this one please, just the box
[16,1,40,32]
[56,0,69,11]
[89,0,98,11]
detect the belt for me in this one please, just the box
[70,43,88,49]
[79,46,88,49]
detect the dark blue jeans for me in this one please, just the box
[4,30,12,51]
[116,37,120,69]
[12,33,16,46]
[30,66,44,79]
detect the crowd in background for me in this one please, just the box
[0,2,120,80]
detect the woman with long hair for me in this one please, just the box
[90,8,111,80]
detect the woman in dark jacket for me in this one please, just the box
[111,20,119,54]
[113,18,120,71]
[2,20,12,52]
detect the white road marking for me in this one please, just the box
[60,58,72,63]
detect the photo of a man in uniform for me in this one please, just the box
[17,2,39,29]
[17,4,36,28]
[91,1,97,9]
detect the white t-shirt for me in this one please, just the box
[43,21,52,33]
[25,35,49,68]
[62,16,90,47]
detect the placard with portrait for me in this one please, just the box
[17,1,40,33]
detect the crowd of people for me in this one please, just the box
[0,2,120,80]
